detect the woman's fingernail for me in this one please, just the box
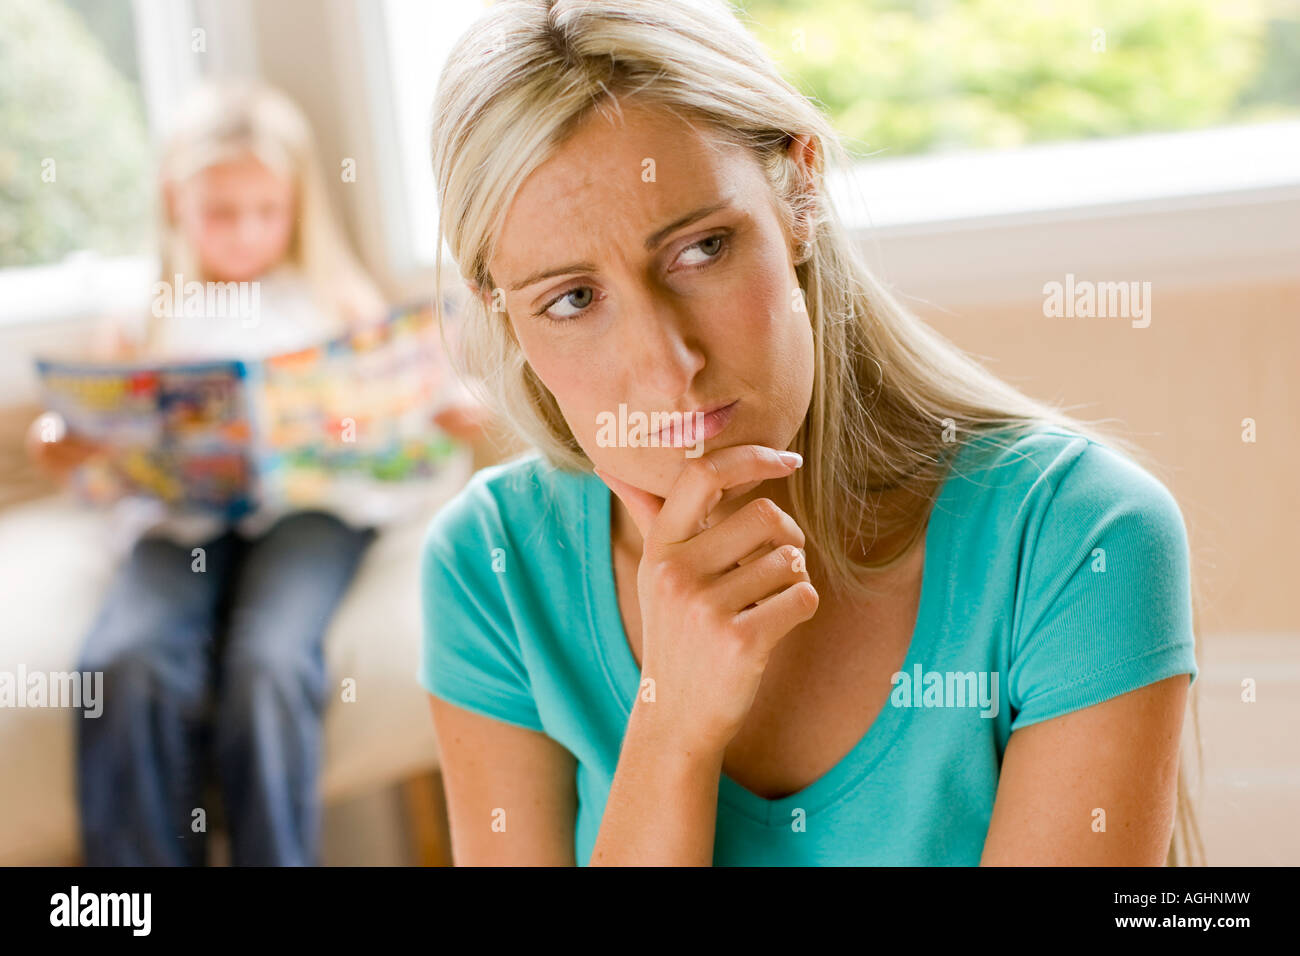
[778,451,803,468]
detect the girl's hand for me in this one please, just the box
[25,413,103,481]
[594,445,818,757]
[90,313,145,360]
[434,401,516,471]
[432,402,494,443]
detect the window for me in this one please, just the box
[289,0,1300,299]
[1,0,155,271]
[0,0,218,327]
[378,0,496,269]
[374,0,1300,287]
[741,0,1300,234]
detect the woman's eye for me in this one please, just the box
[676,233,728,269]
[540,286,595,321]
[536,232,730,323]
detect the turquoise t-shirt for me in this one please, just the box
[418,424,1199,865]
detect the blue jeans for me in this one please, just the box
[75,510,375,866]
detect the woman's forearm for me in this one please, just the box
[589,699,724,866]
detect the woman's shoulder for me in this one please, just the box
[421,450,591,563]
[418,450,574,733]
[941,421,1190,598]
[946,421,1184,530]
[949,424,1199,728]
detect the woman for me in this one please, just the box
[419,0,1201,866]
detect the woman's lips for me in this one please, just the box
[657,400,737,447]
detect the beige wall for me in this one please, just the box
[914,277,1298,638]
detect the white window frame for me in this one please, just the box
[831,121,1300,304]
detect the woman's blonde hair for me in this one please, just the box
[151,79,384,341]
[429,0,1205,866]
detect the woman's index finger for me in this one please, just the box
[655,445,801,545]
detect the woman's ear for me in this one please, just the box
[787,132,818,184]
[785,133,818,250]
[469,280,503,315]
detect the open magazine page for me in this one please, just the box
[35,358,259,518]
[34,299,463,522]
[252,300,462,523]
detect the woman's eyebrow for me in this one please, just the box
[642,200,731,252]
[507,199,734,292]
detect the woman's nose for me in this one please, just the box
[625,301,705,401]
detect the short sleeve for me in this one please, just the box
[1008,441,1199,732]
[418,486,545,733]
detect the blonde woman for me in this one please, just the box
[420,0,1202,866]
[29,80,454,865]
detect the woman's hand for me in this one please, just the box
[594,444,818,758]
[25,413,103,482]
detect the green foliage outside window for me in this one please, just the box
[733,0,1300,159]
[0,0,152,269]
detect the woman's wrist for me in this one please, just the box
[592,698,724,865]
[625,695,726,777]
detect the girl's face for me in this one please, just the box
[488,101,816,500]
[170,155,296,283]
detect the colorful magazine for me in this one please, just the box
[35,299,463,519]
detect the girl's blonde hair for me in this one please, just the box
[152,79,384,341]
[429,0,1205,866]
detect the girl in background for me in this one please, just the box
[29,80,483,865]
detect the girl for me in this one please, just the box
[29,80,483,865]
[418,0,1203,866]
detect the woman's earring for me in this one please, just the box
[794,239,813,265]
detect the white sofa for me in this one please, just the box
[0,447,472,865]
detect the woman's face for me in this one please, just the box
[170,155,296,283]
[488,100,816,500]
